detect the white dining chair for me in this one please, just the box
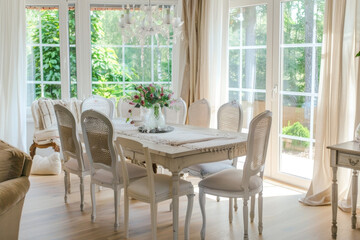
[81,110,147,229]
[54,104,90,211]
[198,110,272,240]
[185,101,243,208]
[188,98,211,128]
[164,97,187,125]
[117,97,142,121]
[81,95,115,119]
[114,137,195,240]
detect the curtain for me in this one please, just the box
[180,0,229,127]
[0,0,27,151]
[300,0,360,210]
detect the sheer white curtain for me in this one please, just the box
[179,0,229,127]
[300,0,360,211]
[0,0,27,151]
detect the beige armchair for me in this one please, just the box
[29,98,63,158]
[0,140,32,240]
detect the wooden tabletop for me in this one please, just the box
[327,141,360,155]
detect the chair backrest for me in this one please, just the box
[241,110,272,190]
[70,97,83,125]
[54,104,85,170]
[217,100,243,133]
[188,98,211,128]
[81,95,114,119]
[32,98,65,131]
[81,110,119,183]
[164,97,187,125]
[114,137,155,199]
[117,98,142,121]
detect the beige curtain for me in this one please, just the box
[300,0,360,210]
[180,0,229,127]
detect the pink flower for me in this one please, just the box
[149,84,153,87]
[150,93,154,98]
[134,95,139,99]
[129,102,135,105]
[130,120,135,124]
[148,87,151,92]
[161,86,163,94]
[128,109,132,113]
[141,100,145,106]
[160,93,164,97]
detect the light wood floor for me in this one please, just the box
[19,173,360,240]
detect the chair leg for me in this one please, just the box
[234,198,238,211]
[216,196,220,202]
[91,183,96,222]
[150,202,158,240]
[243,197,249,240]
[64,171,68,203]
[114,188,121,229]
[258,191,263,234]
[229,197,233,223]
[67,173,71,194]
[199,188,206,240]
[185,194,195,240]
[169,201,173,212]
[29,141,37,158]
[80,177,84,211]
[124,191,129,238]
[250,196,255,222]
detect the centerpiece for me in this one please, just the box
[126,84,174,133]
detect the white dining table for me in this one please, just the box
[112,119,248,240]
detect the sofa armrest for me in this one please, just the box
[0,177,30,216]
[22,155,33,177]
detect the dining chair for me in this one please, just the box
[198,110,272,240]
[188,98,211,128]
[164,97,187,125]
[54,104,90,211]
[114,137,195,240]
[81,110,147,229]
[81,95,115,119]
[185,101,243,209]
[117,97,142,121]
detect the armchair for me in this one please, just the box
[0,140,32,240]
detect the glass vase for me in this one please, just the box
[143,103,166,132]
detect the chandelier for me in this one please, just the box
[119,0,183,63]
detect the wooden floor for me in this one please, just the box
[19,173,360,240]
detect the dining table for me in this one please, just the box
[112,119,248,240]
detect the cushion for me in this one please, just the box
[128,174,193,200]
[33,128,59,142]
[186,160,234,178]
[198,168,263,192]
[0,140,27,182]
[63,153,90,171]
[92,162,147,185]
[38,99,57,129]
[31,153,61,175]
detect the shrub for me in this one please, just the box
[282,121,310,148]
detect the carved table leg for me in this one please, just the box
[172,171,180,240]
[332,166,338,239]
[352,170,358,229]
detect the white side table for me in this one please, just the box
[328,141,360,238]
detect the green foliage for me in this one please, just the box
[282,121,310,148]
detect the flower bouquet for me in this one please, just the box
[126,84,174,132]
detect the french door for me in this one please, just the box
[229,0,325,188]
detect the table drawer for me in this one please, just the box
[338,153,360,168]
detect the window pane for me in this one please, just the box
[242,5,267,46]
[27,83,41,106]
[242,92,266,129]
[282,1,306,44]
[91,10,123,45]
[229,8,241,47]
[242,49,266,90]
[229,49,240,88]
[41,10,60,44]
[124,47,151,82]
[26,9,40,44]
[153,47,172,82]
[27,46,41,82]
[92,83,123,101]
[42,47,61,82]
[316,0,325,43]
[282,95,311,135]
[70,47,77,97]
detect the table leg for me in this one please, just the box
[332,166,338,239]
[352,170,358,229]
[172,171,180,240]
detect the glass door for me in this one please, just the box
[271,0,325,187]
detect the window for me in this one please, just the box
[25,2,174,106]
[228,0,325,187]
[90,7,172,101]
[26,7,61,106]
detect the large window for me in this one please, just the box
[228,0,325,187]
[26,7,61,106]
[25,1,174,106]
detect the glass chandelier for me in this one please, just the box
[119,0,183,63]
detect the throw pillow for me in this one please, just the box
[31,152,61,175]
